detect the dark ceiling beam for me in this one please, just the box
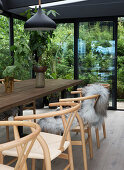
[49,1,124,20]
[1,0,124,20]
[1,0,62,10]
[54,16,119,24]
[1,0,124,10]
[2,10,26,21]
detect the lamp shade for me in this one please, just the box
[24,6,56,31]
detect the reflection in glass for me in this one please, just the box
[79,21,115,107]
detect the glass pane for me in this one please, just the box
[14,19,32,80]
[46,23,74,80]
[0,15,11,78]
[79,21,115,108]
[117,18,124,109]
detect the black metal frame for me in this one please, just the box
[56,17,118,110]
[1,10,120,110]
[2,10,26,21]
[111,17,118,110]
[55,16,119,24]
[9,16,14,65]
[74,21,79,80]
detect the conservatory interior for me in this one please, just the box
[0,0,124,170]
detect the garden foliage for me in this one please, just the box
[0,16,123,99]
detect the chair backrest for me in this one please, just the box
[0,79,21,84]
[87,83,110,89]
[74,83,110,98]
[59,95,100,107]
[14,102,81,152]
[0,121,40,170]
[71,90,82,97]
[59,95,100,127]
[0,79,4,84]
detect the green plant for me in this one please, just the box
[11,19,33,80]
[0,16,12,78]
[23,8,58,67]
[29,31,54,67]
[3,66,17,77]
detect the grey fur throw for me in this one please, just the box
[79,84,109,127]
[38,112,78,134]
[0,107,19,121]
[38,84,109,134]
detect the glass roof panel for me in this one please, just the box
[29,0,87,8]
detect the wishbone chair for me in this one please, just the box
[59,95,100,158]
[3,102,84,170]
[0,121,40,170]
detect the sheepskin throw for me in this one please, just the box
[38,84,109,134]
[0,107,19,121]
[79,84,109,127]
[38,112,78,134]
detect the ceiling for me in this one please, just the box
[1,0,124,20]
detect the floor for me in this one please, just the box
[1,109,124,170]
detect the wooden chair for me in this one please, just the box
[0,79,36,141]
[3,102,87,170]
[0,121,40,170]
[71,83,110,148]
[60,95,99,160]
[87,83,110,89]
[49,102,88,170]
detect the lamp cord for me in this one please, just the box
[39,0,41,7]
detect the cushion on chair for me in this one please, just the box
[0,164,14,170]
[2,132,70,161]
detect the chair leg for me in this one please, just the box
[6,126,10,142]
[80,126,88,170]
[5,118,9,142]
[43,152,51,170]
[33,101,36,123]
[81,141,88,169]
[32,159,35,170]
[0,152,3,164]
[87,127,93,159]
[95,128,100,148]
[33,109,36,123]
[102,122,106,138]
[42,160,45,170]
[67,144,74,170]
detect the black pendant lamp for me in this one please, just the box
[24,0,56,31]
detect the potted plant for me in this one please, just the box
[24,8,58,88]
[2,66,17,93]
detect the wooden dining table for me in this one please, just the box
[0,79,83,136]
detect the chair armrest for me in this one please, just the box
[71,91,82,95]
[49,102,79,107]
[14,103,81,121]
[59,95,100,102]
[77,88,83,91]
[14,79,21,82]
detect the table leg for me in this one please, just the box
[61,89,66,99]
[18,105,23,137]
[74,85,78,91]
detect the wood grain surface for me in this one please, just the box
[0,79,82,113]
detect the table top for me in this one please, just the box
[0,79,82,113]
